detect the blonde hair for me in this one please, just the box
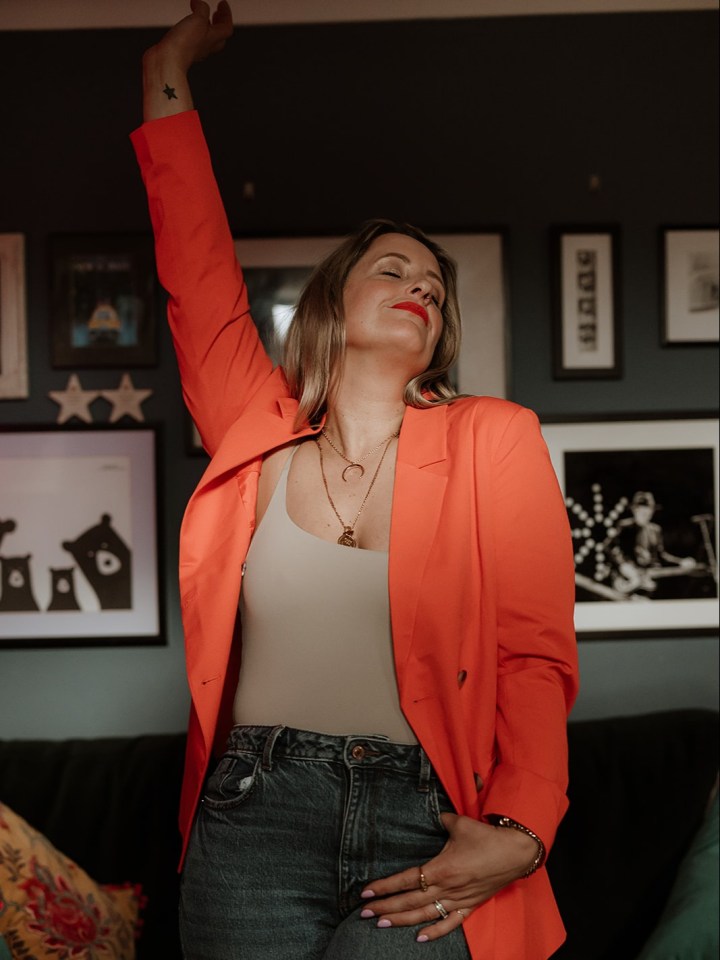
[283,219,463,430]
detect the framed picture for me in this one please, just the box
[661,227,719,345]
[234,232,508,399]
[541,412,718,639]
[551,226,622,379]
[0,233,28,399]
[49,234,158,368]
[0,426,162,647]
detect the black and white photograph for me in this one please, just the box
[661,227,719,344]
[541,413,718,638]
[0,427,161,647]
[551,226,622,379]
[50,234,158,368]
[235,232,508,399]
[0,232,28,399]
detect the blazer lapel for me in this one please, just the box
[390,404,449,689]
[194,392,322,499]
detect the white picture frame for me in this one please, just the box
[661,227,719,344]
[0,427,162,647]
[233,232,508,399]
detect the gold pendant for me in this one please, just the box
[337,528,358,548]
[341,463,364,482]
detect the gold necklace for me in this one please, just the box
[316,434,395,547]
[320,427,400,482]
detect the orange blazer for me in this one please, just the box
[132,111,579,960]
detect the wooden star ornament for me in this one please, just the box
[48,373,100,424]
[101,373,153,423]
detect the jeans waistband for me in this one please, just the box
[227,724,434,791]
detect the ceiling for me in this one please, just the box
[0,0,716,30]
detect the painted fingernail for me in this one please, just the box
[361,889,375,899]
[360,909,375,919]
[416,934,429,942]
[377,919,392,928]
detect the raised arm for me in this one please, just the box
[132,1,275,454]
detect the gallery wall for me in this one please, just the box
[0,9,717,738]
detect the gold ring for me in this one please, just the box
[433,900,449,920]
[418,870,428,893]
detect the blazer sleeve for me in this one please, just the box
[478,406,579,852]
[130,110,274,455]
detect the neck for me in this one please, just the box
[325,376,405,460]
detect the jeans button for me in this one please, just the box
[351,744,366,760]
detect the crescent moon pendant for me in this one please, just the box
[341,463,365,482]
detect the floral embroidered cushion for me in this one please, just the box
[0,802,143,960]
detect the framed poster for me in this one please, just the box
[661,227,719,345]
[0,233,28,398]
[541,413,718,639]
[551,226,622,379]
[233,231,509,399]
[49,234,158,368]
[0,426,162,647]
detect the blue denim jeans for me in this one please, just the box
[179,725,472,959]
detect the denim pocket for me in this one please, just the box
[202,752,261,810]
[427,779,455,833]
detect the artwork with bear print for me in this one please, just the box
[0,428,160,646]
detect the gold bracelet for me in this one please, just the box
[494,816,546,877]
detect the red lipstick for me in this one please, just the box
[392,301,429,326]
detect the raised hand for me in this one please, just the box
[153,0,233,72]
[142,1,233,121]
[359,814,539,943]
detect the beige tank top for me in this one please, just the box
[232,443,417,743]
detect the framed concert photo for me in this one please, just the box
[540,412,718,639]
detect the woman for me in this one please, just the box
[131,3,579,958]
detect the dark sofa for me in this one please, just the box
[0,708,717,959]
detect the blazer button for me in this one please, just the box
[457,670,467,687]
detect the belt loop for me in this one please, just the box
[262,725,284,771]
[418,747,431,793]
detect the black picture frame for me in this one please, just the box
[49,234,158,369]
[540,411,718,639]
[551,225,622,379]
[0,424,164,648]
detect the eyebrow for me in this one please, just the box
[375,252,445,291]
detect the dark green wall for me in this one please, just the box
[0,11,717,737]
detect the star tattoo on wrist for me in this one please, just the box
[162,84,178,100]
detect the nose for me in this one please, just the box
[408,277,433,301]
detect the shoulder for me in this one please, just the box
[445,394,541,439]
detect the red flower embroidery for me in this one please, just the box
[19,858,123,957]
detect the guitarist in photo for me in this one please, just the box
[609,491,697,596]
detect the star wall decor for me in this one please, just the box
[100,373,153,423]
[48,373,100,424]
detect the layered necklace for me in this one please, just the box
[316,431,398,548]
[320,427,399,482]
